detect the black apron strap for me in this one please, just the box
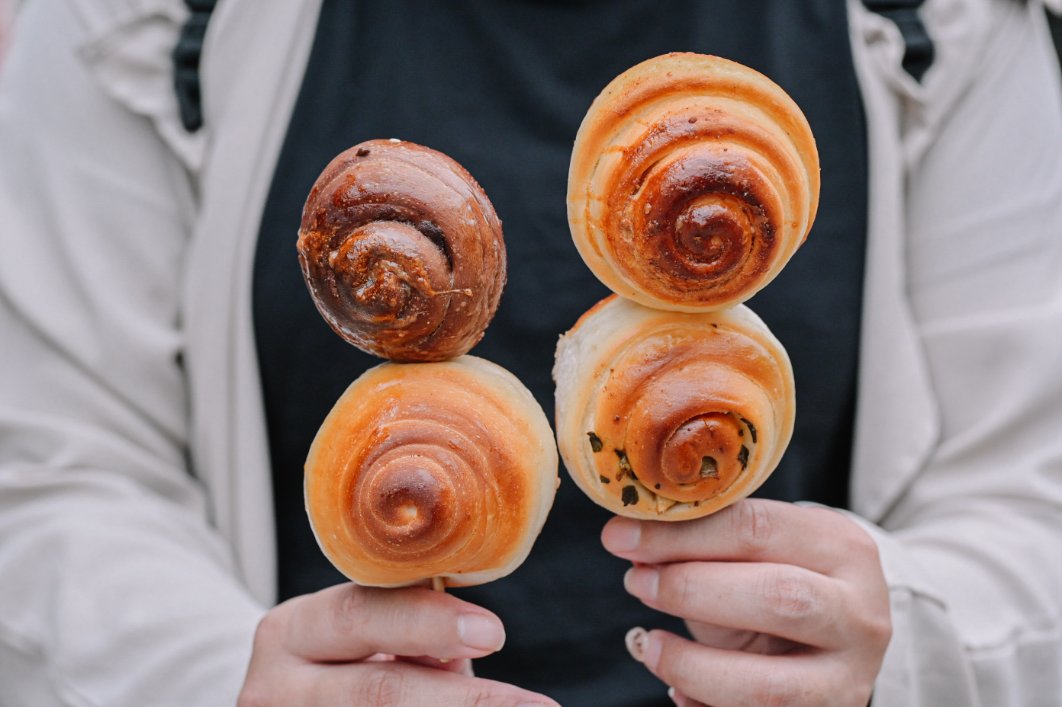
[173,0,218,132]
[863,0,935,81]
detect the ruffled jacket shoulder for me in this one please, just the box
[65,0,203,168]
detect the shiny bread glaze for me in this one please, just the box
[298,139,506,361]
[306,356,558,587]
[568,53,819,312]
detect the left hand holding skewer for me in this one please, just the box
[602,499,891,707]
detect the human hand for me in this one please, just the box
[602,499,891,707]
[238,582,558,706]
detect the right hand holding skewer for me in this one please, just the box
[238,583,558,706]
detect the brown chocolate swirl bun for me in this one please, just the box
[568,53,819,312]
[305,356,558,587]
[297,139,506,361]
[554,296,794,520]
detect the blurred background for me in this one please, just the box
[3,2,1060,79]
[0,0,14,63]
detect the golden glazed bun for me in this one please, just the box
[297,139,506,361]
[554,296,794,520]
[567,53,819,312]
[305,356,558,587]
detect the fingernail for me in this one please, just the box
[624,566,659,600]
[667,687,678,705]
[602,519,641,553]
[643,630,661,669]
[457,614,505,651]
[625,626,648,662]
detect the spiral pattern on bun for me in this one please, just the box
[305,356,558,587]
[568,53,819,312]
[298,139,506,361]
[554,296,793,520]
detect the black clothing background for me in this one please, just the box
[253,1,868,704]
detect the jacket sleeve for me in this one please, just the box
[0,2,263,705]
[849,1,1062,704]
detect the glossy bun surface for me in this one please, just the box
[306,356,558,587]
[554,296,794,520]
[298,139,506,361]
[568,53,819,312]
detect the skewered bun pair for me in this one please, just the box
[297,52,821,588]
[298,139,557,588]
[558,54,818,520]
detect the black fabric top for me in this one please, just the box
[252,2,868,704]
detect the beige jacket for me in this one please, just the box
[1,0,1060,705]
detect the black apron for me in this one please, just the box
[251,2,869,704]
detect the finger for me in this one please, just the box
[352,653,474,675]
[625,562,847,649]
[275,583,506,662]
[305,661,558,706]
[399,655,475,676]
[686,620,796,655]
[669,686,707,707]
[684,621,762,652]
[626,628,856,707]
[602,499,876,576]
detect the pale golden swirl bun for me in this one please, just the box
[305,356,558,587]
[554,296,794,520]
[297,139,506,362]
[568,53,819,312]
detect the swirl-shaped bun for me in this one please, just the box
[305,356,558,587]
[568,53,819,312]
[554,296,793,520]
[297,139,506,361]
